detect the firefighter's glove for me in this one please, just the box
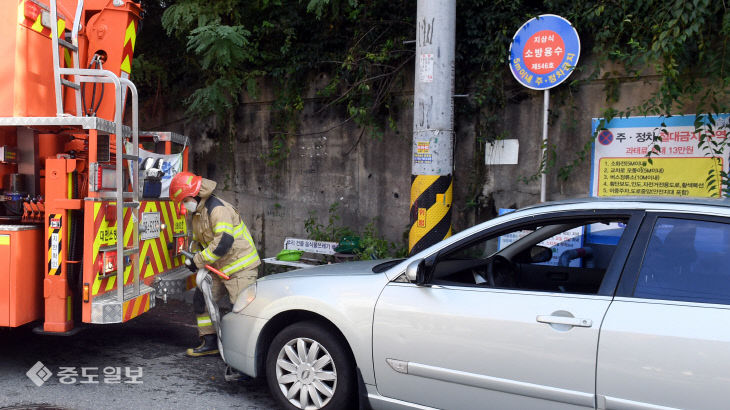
[186,257,199,273]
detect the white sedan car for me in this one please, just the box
[221,198,730,410]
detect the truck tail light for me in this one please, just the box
[90,163,117,192]
[103,251,117,273]
[176,237,186,254]
[83,283,89,303]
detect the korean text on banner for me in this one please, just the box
[590,114,730,198]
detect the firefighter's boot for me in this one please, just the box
[186,334,219,357]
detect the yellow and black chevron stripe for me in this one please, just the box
[89,201,186,297]
[409,175,453,255]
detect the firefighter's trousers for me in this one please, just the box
[194,267,258,336]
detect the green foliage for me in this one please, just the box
[354,221,408,260]
[137,0,730,192]
[697,114,730,197]
[149,0,413,158]
[304,202,406,260]
[304,202,355,242]
[556,0,730,186]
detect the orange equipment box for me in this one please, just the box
[0,225,43,327]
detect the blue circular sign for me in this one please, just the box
[509,14,580,90]
[598,130,614,145]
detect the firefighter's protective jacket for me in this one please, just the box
[191,178,260,275]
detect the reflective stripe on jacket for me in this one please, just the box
[192,178,260,274]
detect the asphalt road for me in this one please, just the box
[0,297,278,410]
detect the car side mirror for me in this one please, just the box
[529,245,552,263]
[405,255,436,286]
[513,245,553,264]
[405,259,422,283]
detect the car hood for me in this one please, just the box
[259,260,387,281]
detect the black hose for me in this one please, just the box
[80,56,104,117]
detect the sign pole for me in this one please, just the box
[541,89,549,202]
[508,14,580,204]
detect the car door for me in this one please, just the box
[597,213,730,410]
[372,211,643,410]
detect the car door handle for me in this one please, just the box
[536,315,592,327]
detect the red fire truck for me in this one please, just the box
[0,0,193,334]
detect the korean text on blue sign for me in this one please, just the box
[509,14,580,90]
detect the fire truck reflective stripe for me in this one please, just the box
[123,261,131,284]
[221,251,260,274]
[106,275,116,291]
[67,296,72,322]
[144,202,170,273]
[120,21,136,74]
[92,201,186,296]
[160,202,173,238]
[122,207,135,285]
[31,14,42,32]
[0,235,8,246]
[148,236,165,273]
[120,55,131,74]
[122,293,150,322]
[56,17,65,38]
[157,203,174,268]
[197,316,212,327]
[124,20,137,49]
[123,209,133,246]
[63,48,72,67]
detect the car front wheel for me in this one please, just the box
[265,321,355,410]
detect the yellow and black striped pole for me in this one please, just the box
[409,175,453,254]
[409,0,455,255]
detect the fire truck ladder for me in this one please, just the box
[50,0,146,319]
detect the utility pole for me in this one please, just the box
[409,0,456,255]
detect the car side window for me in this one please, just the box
[634,217,730,305]
[431,217,629,295]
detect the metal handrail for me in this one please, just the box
[51,0,142,304]
[70,0,84,116]
[119,77,140,297]
[62,68,124,304]
[51,0,85,116]
[50,0,64,116]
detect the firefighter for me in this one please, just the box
[170,172,260,357]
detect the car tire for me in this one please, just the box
[265,321,355,410]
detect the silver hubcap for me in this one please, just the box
[275,337,337,409]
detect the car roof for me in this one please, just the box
[519,196,730,213]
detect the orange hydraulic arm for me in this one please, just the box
[65,0,142,121]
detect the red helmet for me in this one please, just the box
[170,171,202,208]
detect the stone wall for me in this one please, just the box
[142,66,661,259]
